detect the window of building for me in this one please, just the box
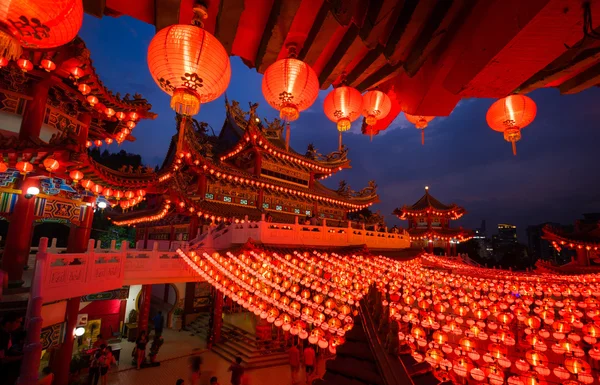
[276,205,282,211]
[263,203,269,209]
[294,209,300,214]
[305,210,311,216]
[223,196,232,202]
[240,199,248,205]
[205,193,214,200]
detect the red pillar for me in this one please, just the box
[67,196,95,253]
[138,284,152,333]
[53,296,80,385]
[254,149,262,176]
[452,243,457,257]
[308,172,315,189]
[143,225,149,249]
[257,189,264,209]
[2,178,38,286]
[189,215,199,241]
[197,173,207,196]
[77,112,91,149]
[577,248,589,266]
[19,76,51,141]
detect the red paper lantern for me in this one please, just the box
[105,108,115,118]
[323,86,363,132]
[486,95,537,156]
[124,191,135,199]
[0,0,83,60]
[404,113,435,145]
[16,58,32,72]
[71,66,84,79]
[262,53,319,122]
[115,111,126,120]
[129,112,139,121]
[113,190,123,200]
[43,157,59,172]
[69,170,83,182]
[85,140,92,148]
[0,57,8,67]
[126,121,136,129]
[15,161,33,174]
[87,95,98,106]
[0,161,7,173]
[102,188,113,198]
[362,90,391,126]
[78,83,91,95]
[91,184,103,195]
[105,138,113,145]
[147,24,230,116]
[136,189,146,197]
[80,179,94,190]
[94,140,102,147]
[39,59,56,72]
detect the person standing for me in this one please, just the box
[288,344,300,384]
[135,331,148,370]
[227,357,244,385]
[188,356,202,385]
[303,345,316,377]
[100,346,116,385]
[88,351,103,385]
[152,312,164,337]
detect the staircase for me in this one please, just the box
[184,313,210,339]
[212,322,289,369]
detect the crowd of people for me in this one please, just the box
[288,343,317,385]
[176,355,247,385]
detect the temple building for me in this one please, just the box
[393,187,472,255]
[543,213,600,266]
[115,99,381,245]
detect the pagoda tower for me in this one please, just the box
[393,187,472,255]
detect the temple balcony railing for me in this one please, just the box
[37,238,199,304]
[201,215,411,250]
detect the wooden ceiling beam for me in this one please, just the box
[83,0,107,18]
[154,0,183,32]
[214,0,245,54]
[255,0,303,73]
[359,0,403,49]
[297,3,340,66]
[559,61,600,94]
[319,25,363,88]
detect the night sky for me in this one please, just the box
[80,15,600,241]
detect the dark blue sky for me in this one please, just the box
[80,15,600,241]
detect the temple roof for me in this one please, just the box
[393,188,466,220]
[406,228,473,242]
[543,224,600,248]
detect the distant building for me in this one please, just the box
[497,224,518,245]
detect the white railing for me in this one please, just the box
[204,215,410,250]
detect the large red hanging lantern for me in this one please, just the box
[486,95,537,156]
[147,23,230,116]
[15,161,33,175]
[362,90,392,126]
[324,85,363,150]
[0,0,83,61]
[43,157,59,172]
[92,184,103,195]
[0,161,7,173]
[69,169,83,183]
[404,113,435,146]
[262,46,319,123]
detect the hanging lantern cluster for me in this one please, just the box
[487,95,537,156]
[373,252,600,385]
[323,85,363,150]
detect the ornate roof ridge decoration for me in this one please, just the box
[543,224,600,249]
[393,188,466,219]
[333,180,378,200]
[223,99,350,170]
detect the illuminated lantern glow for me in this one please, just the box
[102,188,113,198]
[124,191,135,199]
[486,94,537,156]
[16,58,32,72]
[0,161,7,173]
[69,170,83,183]
[92,184,103,195]
[129,112,139,121]
[105,108,115,118]
[0,57,8,67]
[324,85,363,150]
[80,179,94,190]
[126,121,136,129]
[85,140,92,148]
[362,90,391,126]
[105,138,113,145]
[15,161,33,175]
[404,113,435,145]
[136,189,146,197]
[78,83,91,95]
[115,111,126,120]
[39,59,56,72]
[42,157,59,172]
[94,140,102,147]
[262,45,319,122]
[87,95,98,106]
[113,190,123,200]
[0,0,83,61]
[147,24,230,116]
[71,66,84,79]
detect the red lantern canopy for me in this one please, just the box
[15,161,33,175]
[486,95,537,156]
[126,121,136,129]
[113,190,124,200]
[69,170,83,183]
[362,90,391,126]
[87,95,98,106]
[0,0,83,60]
[324,85,363,150]
[43,157,59,172]
[92,184,103,195]
[78,83,91,95]
[124,191,135,199]
[103,188,113,198]
[0,161,7,173]
[115,111,126,120]
[262,45,319,122]
[80,179,94,190]
[136,189,146,197]
[16,58,32,72]
[404,113,435,145]
[39,59,56,72]
[105,108,115,118]
[147,23,230,116]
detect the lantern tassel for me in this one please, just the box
[0,31,23,61]
[285,121,291,151]
[338,132,342,151]
[512,141,517,156]
[421,130,425,146]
